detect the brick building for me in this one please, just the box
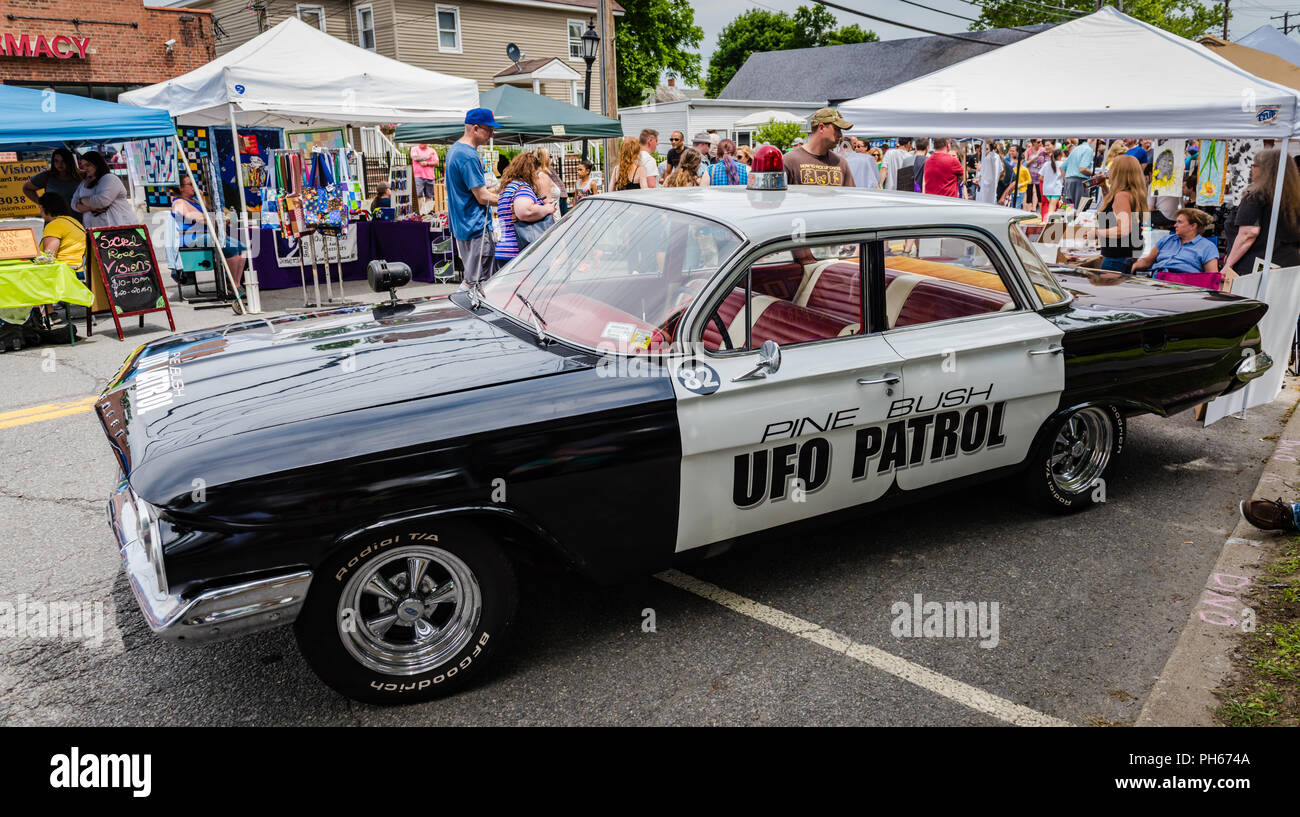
[0,0,216,100]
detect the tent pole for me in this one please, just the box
[173,133,245,314]
[1259,135,1290,303]
[1236,135,1290,421]
[227,100,261,314]
[1013,139,1025,209]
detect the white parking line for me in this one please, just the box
[656,569,1072,727]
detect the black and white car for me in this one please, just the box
[98,179,1270,703]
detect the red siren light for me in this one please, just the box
[747,144,786,190]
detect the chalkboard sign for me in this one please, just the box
[88,224,175,341]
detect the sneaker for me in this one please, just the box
[1239,498,1299,532]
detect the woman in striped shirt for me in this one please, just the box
[494,151,557,267]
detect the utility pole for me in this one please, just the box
[599,0,617,191]
[1272,12,1297,35]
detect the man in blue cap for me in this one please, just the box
[447,107,501,288]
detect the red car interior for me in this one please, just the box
[701,252,1016,351]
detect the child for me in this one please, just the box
[573,160,599,203]
[1039,149,1064,218]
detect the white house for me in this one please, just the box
[617,98,826,147]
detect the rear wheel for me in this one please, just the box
[295,522,516,705]
[1027,405,1123,512]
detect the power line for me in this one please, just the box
[892,0,1044,33]
[814,0,1025,42]
[960,0,1084,22]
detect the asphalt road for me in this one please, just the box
[0,286,1292,726]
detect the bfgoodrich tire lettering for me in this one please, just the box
[1027,405,1123,513]
[295,523,517,705]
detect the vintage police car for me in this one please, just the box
[97,159,1271,704]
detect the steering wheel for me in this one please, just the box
[655,305,733,351]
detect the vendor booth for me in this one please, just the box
[839,6,1300,424]
[120,17,478,314]
[0,86,178,343]
[393,85,624,145]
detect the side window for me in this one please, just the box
[880,235,1018,330]
[702,242,863,352]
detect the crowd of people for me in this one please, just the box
[438,105,1300,294]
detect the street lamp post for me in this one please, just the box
[580,19,600,161]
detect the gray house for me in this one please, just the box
[719,24,1054,107]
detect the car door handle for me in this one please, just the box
[857,374,901,385]
[1028,345,1064,356]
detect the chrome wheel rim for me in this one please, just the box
[1049,407,1112,494]
[338,545,481,676]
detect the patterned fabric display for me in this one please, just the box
[301,185,347,233]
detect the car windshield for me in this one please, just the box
[481,198,743,352]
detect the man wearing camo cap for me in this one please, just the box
[783,108,855,187]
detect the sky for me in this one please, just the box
[690,0,1300,81]
[144,0,1300,86]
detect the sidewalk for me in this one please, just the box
[1137,382,1300,726]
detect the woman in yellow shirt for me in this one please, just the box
[1000,163,1033,209]
[38,192,87,275]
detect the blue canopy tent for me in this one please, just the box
[0,85,176,148]
[0,86,246,312]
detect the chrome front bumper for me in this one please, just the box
[108,477,312,644]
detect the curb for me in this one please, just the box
[1136,382,1300,726]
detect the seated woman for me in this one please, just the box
[369,183,391,211]
[171,175,246,289]
[32,192,88,322]
[38,192,87,275]
[1131,207,1219,278]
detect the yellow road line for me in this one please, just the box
[0,397,97,430]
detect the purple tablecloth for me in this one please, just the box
[253,221,438,290]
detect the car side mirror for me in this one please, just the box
[733,339,782,382]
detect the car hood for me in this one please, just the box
[96,296,590,499]
[1049,267,1267,326]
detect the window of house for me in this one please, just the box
[568,20,585,61]
[437,6,461,53]
[297,4,326,32]
[572,86,586,109]
[703,243,864,352]
[356,5,376,50]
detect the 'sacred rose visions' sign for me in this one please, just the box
[0,33,91,59]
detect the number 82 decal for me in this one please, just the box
[676,359,721,395]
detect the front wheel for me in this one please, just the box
[1026,405,1124,513]
[295,522,517,705]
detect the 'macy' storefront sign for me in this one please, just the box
[0,33,91,59]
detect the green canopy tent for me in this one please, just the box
[393,85,623,144]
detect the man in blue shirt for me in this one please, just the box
[1131,208,1219,276]
[1062,138,1097,207]
[447,108,501,288]
[1125,138,1153,173]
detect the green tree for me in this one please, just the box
[969,1,1222,41]
[754,120,806,151]
[705,6,878,97]
[615,0,703,107]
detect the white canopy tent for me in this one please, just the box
[839,7,1300,139]
[119,17,478,128]
[120,18,478,313]
[733,109,808,128]
[1237,25,1300,69]
[841,7,1300,422]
